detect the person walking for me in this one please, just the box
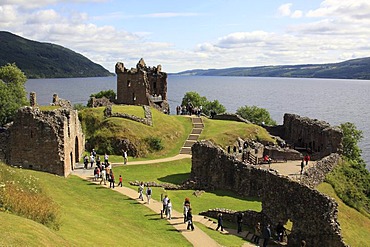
[183,199,190,223]
[216,213,224,231]
[262,224,271,247]
[117,175,123,187]
[146,186,152,204]
[236,212,243,233]
[123,150,128,165]
[138,182,144,201]
[166,199,172,220]
[252,222,262,245]
[100,169,106,185]
[187,208,194,231]
[109,172,115,188]
[304,154,310,166]
[300,158,305,174]
[162,195,169,215]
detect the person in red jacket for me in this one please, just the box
[304,154,310,166]
[117,175,123,187]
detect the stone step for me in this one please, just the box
[184,140,196,147]
[193,123,204,128]
[192,117,203,124]
[191,128,203,135]
[188,134,200,140]
[180,147,192,154]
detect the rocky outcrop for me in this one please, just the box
[191,141,347,247]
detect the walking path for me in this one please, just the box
[72,168,255,247]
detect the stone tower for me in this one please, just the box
[115,58,169,113]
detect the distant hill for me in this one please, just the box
[174,57,370,80]
[0,31,113,78]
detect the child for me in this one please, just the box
[117,175,123,187]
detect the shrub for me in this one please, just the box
[181,91,226,115]
[145,136,164,151]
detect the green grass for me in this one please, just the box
[114,159,262,215]
[200,118,275,148]
[0,165,191,247]
[112,105,145,118]
[317,183,370,247]
[196,223,250,247]
[0,212,70,246]
[80,106,192,159]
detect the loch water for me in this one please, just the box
[26,75,370,170]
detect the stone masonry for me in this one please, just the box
[115,58,169,113]
[3,94,85,177]
[191,141,347,247]
[266,113,343,160]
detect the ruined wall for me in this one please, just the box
[191,141,347,247]
[283,113,343,159]
[115,59,168,112]
[7,106,84,177]
[212,113,251,123]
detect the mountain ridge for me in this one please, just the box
[0,31,113,79]
[173,57,370,80]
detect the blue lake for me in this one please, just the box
[26,75,370,170]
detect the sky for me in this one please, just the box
[1,0,370,73]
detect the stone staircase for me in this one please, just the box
[179,117,204,155]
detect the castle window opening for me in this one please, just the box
[133,93,136,101]
[127,80,131,87]
[30,130,33,138]
[153,81,157,90]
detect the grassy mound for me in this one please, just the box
[0,212,69,246]
[317,183,370,247]
[79,106,192,158]
[200,118,275,148]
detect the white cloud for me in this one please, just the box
[278,3,292,16]
[291,10,303,18]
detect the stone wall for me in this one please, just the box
[212,113,251,123]
[301,153,341,188]
[191,141,347,247]
[115,58,169,113]
[6,106,85,177]
[266,114,343,160]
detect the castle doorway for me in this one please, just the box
[75,136,79,162]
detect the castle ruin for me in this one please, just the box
[0,93,85,177]
[115,58,169,113]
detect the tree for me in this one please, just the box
[181,91,226,116]
[0,63,28,125]
[340,122,363,162]
[236,105,277,126]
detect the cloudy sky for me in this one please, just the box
[1,0,370,72]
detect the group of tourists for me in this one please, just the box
[161,195,173,219]
[176,102,202,117]
[83,149,109,170]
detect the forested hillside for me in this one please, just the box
[0,31,112,78]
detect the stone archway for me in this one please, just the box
[75,136,79,162]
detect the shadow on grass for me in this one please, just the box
[158,173,190,185]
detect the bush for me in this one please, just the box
[145,137,164,151]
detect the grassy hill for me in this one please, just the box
[0,31,112,78]
[175,57,370,80]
